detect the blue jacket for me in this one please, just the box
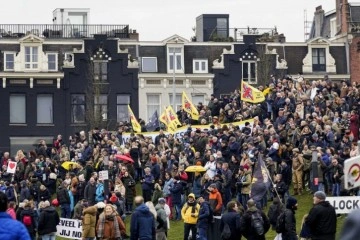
[192,176,202,198]
[220,210,242,240]
[142,174,155,191]
[170,181,183,205]
[95,183,104,202]
[130,204,156,240]
[151,163,160,181]
[163,178,174,197]
[197,202,210,229]
[0,212,31,240]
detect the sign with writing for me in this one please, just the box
[7,161,17,174]
[344,156,360,190]
[121,119,254,144]
[56,218,82,240]
[99,170,109,181]
[327,196,360,214]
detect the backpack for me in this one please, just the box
[221,222,231,240]
[275,211,286,233]
[22,214,32,226]
[251,211,264,235]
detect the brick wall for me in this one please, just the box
[350,36,360,83]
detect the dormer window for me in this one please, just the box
[25,46,38,69]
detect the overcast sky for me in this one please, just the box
[0,0,336,42]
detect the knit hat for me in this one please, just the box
[314,191,326,200]
[95,202,106,209]
[158,198,166,204]
[286,196,298,209]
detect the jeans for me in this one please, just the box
[41,232,56,240]
[241,194,249,210]
[174,203,182,220]
[332,183,340,196]
[61,203,71,218]
[184,223,197,240]
[197,227,207,240]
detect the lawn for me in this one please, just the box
[56,186,346,240]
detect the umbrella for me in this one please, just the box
[61,161,80,170]
[185,165,206,173]
[114,154,134,163]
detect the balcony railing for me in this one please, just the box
[201,27,278,42]
[0,24,130,39]
[349,22,360,33]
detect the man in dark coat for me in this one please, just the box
[281,197,298,240]
[130,196,156,240]
[84,177,97,206]
[38,201,60,239]
[305,191,337,240]
[196,196,210,240]
[220,201,241,240]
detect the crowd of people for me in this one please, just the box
[0,76,360,240]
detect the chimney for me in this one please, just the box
[129,29,139,41]
[314,5,325,37]
[336,0,349,34]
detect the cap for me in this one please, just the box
[158,198,166,204]
[188,193,195,199]
[314,191,326,200]
[286,196,298,209]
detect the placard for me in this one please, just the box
[344,155,360,190]
[99,170,109,181]
[7,161,17,174]
[327,196,360,214]
[56,218,82,240]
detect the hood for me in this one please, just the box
[20,180,27,188]
[247,206,258,212]
[83,206,98,215]
[135,204,150,214]
[341,209,360,240]
[188,193,195,199]
[43,206,56,213]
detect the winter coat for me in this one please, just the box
[96,213,126,239]
[82,206,97,238]
[208,188,222,215]
[142,174,155,191]
[220,210,242,240]
[122,176,136,204]
[305,201,337,240]
[240,206,270,240]
[38,189,51,202]
[152,189,163,205]
[197,201,210,229]
[84,183,97,205]
[170,181,183,205]
[38,206,60,236]
[0,212,31,240]
[282,208,297,240]
[57,186,70,205]
[181,201,200,224]
[20,187,30,202]
[163,178,174,197]
[155,204,168,232]
[192,176,202,198]
[95,183,104,203]
[5,186,16,202]
[130,204,156,240]
[20,208,37,236]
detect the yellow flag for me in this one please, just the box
[240,80,265,103]
[165,106,178,134]
[263,87,271,96]
[127,105,141,133]
[167,105,181,126]
[182,92,199,120]
[159,111,168,127]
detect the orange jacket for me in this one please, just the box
[208,189,223,214]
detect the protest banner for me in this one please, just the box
[56,218,82,240]
[7,161,17,174]
[121,118,254,143]
[327,196,360,214]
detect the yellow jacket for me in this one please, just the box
[181,202,200,224]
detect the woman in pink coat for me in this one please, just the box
[350,110,359,141]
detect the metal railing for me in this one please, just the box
[0,24,130,39]
[349,22,360,33]
[202,27,278,42]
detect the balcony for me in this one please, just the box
[0,24,130,39]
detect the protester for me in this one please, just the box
[155,198,168,240]
[220,201,242,240]
[37,200,60,240]
[181,193,200,240]
[130,196,156,240]
[96,204,126,240]
[281,197,298,240]
[82,203,97,240]
[196,196,210,240]
[0,192,31,240]
[305,191,337,240]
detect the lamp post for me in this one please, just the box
[310,145,319,193]
[172,50,176,111]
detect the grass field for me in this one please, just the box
[56,185,346,240]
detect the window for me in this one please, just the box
[25,46,38,69]
[117,94,130,123]
[242,61,257,84]
[4,53,15,70]
[147,94,160,120]
[312,48,326,71]
[192,95,205,105]
[37,94,53,124]
[168,94,182,111]
[94,61,108,82]
[47,53,57,71]
[10,94,26,124]
[71,94,85,123]
[94,95,107,120]
[168,47,183,72]
[216,18,228,38]
[142,57,157,72]
[193,59,208,73]
[330,18,337,38]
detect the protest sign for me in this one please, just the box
[99,170,109,181]
[56,218,82,240]
[327,196,360,214]
[7,161,17,174]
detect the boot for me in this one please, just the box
[293,189,298,195]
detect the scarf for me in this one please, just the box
[97,212,121,239]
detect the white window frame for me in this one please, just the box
[147,94,161,120]
[46,53,58,71]
[168,93,182,111]
[141,57,158,73]
[37,94,53,124]
[242,61,257,84]
[193,59,208,73]
[330,18,337,38]
[24,46,39,69]
[4,52,15,71]
[10,94,26,124]
[167,46,184,73]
